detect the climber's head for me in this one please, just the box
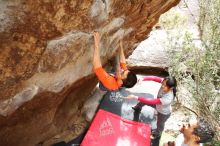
[161,76,177,93]
[121,70,137,88]
[180,118,214,143]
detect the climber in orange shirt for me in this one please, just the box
[93,31,137,91]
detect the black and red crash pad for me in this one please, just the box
[81,109,151,146]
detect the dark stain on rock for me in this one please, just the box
[129,66,169,77]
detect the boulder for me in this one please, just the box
[0,0,180,145]
[128,29,169,76]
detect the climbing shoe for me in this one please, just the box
[132,106,142,112]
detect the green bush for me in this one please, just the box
[160,0,220,144]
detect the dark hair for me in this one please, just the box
[193,118,215,143]
[122,71,137,88]
[164,76,177,97]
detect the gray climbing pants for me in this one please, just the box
[155,112,171,136]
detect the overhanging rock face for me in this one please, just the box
[0,0,180,145]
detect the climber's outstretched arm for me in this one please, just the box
[93,31,120,90]
[93,31,102,69]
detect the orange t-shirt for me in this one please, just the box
[94,63,127,90]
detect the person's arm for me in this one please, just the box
[119,40,127,70]
[93,31,102,69]
[127,95,161,105]
[138,97,161,105]
[142,76,163,83]
[93,32,120,90]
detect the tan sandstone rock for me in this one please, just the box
[0,0,180,145]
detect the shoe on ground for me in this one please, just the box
[151,129,161,139]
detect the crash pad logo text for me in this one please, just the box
[99,118,114,136]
